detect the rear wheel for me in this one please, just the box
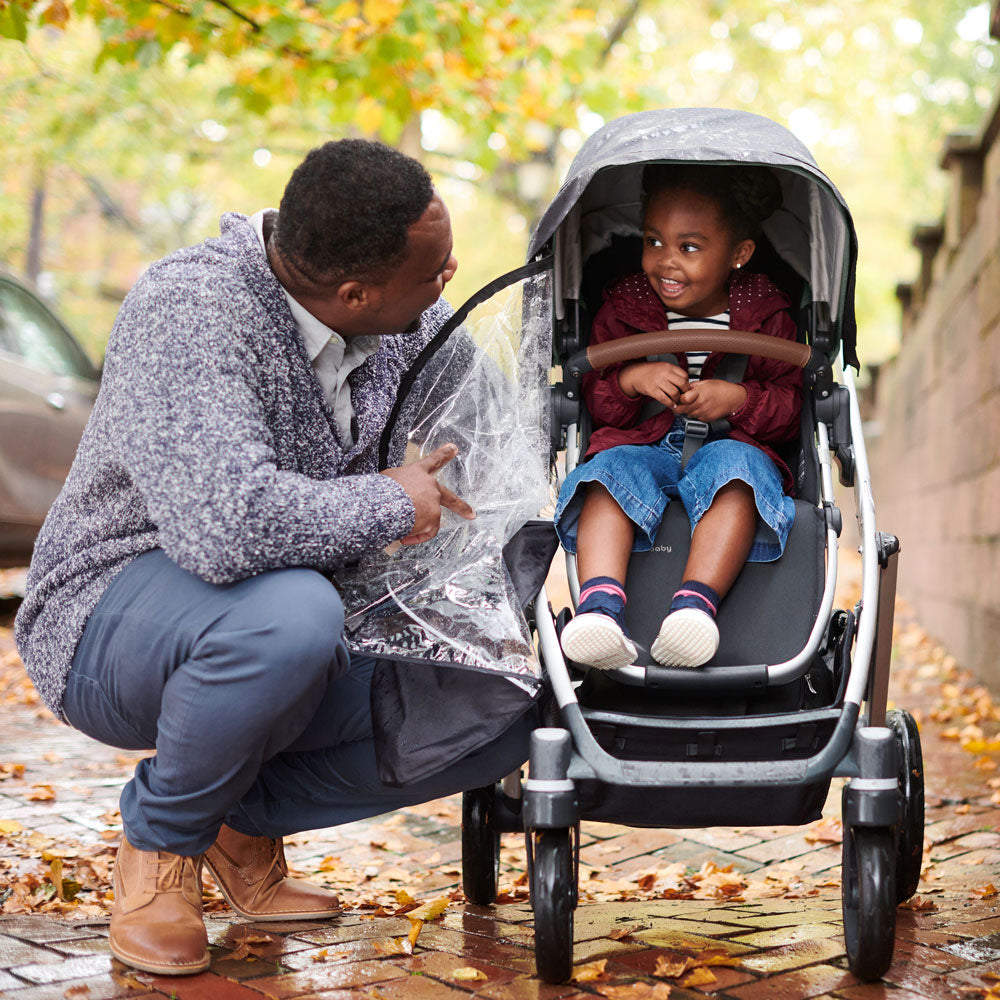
[462,784,500,905]
[886,708,925,902]
[842,817,896,980]
[531,829,575,983]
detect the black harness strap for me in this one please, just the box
[679,352,749,470]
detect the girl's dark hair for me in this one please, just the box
[640,163,783,241]
[274,139,435,288]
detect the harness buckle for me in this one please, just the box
[683,418,710,442]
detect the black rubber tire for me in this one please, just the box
[842,819,897,981]
[886,708,925,902]
[462,785,500,905]
[531,829,575,983]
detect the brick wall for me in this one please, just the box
[867,18,1000,686]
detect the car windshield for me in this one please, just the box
[0,280,96,379]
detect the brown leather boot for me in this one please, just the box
[109,837,209,975]
[203,824,341,921]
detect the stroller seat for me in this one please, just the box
[623,498,826,669]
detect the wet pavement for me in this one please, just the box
[2,561,1000,999]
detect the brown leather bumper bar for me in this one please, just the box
[565,329,816,377]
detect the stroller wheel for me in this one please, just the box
[886,708,925,902]
[462,784,500,905]
[841,816,896,981]
[530,829,575,983]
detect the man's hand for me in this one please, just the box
[381,443,476,545]
[673,380,748,422]
[618,361,688,407]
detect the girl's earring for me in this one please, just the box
[735,263,742,269]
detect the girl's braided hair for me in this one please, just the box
[641,162,783,241]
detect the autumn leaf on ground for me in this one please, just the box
[972,883,999,898]
[693,948,742,968]
[609,923,648,940]
[110,969,147,990]
[653,954,694,978]
[450,967,488,981]
[63,985,92,997]
[394,889,415,905]
[26,784,56,801]
[572,958,609,982]
[681,967,718,987]
[804,816,843,843]
[0,819,23,834]
[406,896,449,921]
[371,937,412,956]
[406,918,423,949]
[227,931,273,961]
[597,983,672,999]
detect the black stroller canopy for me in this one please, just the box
[529,108,859,368]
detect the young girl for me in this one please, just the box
[556,163,802,671]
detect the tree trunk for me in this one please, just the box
[26,170,46,286]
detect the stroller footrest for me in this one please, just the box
[645,662,768,693]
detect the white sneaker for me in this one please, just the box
[650,608,719,668]
[560,612,637,671]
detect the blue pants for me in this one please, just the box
[62,549,536,856]
[555,430,795,563]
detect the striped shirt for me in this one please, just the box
[667,310,730,381]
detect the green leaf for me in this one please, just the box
[0,4,28,42]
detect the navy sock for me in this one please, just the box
[669,580,720,619]
[576,576,628,632]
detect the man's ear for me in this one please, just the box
[338,280,372,310]
[733,239,755,269]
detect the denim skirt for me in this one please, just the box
[555,425,796,563]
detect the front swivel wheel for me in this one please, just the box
[842,818,896,980]
[530,829,575,983]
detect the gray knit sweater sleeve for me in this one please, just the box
[14,213,447,717]
[107,270,412,583]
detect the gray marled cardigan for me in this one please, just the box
[15,213,450,718]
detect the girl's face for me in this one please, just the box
[641,188,755,317]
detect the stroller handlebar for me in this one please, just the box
[566,329,819,378]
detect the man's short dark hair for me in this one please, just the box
[273,139,435,288]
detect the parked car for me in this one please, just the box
[0,272,100,567]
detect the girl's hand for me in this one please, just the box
[618,361,688,407]
[674,380,748,422]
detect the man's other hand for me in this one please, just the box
[381,443,476,545]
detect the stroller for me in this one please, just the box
[452,108,922,984]
[348,107,921,984]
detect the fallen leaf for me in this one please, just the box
[371,937,412,956]
[654,955,693,978]
[450,967,488,981]
[26,784,56,801]
[597,983,673,999]
[63,986,91,997]
[973,884,999,898]
[394,889,415,905]
[407,918,423,949]
[572,958,609,982]
[406,896,450,922]
[804,816,843,843]
[681,967,718,987]
[0,819,24,834]
[609,923,648,940]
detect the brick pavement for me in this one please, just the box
[2,564,1000,998]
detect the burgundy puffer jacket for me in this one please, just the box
[581,269,803,494]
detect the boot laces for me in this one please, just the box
[157,853,194,891]
[259,839,286,888]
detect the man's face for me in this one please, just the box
[297,192,458,338]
